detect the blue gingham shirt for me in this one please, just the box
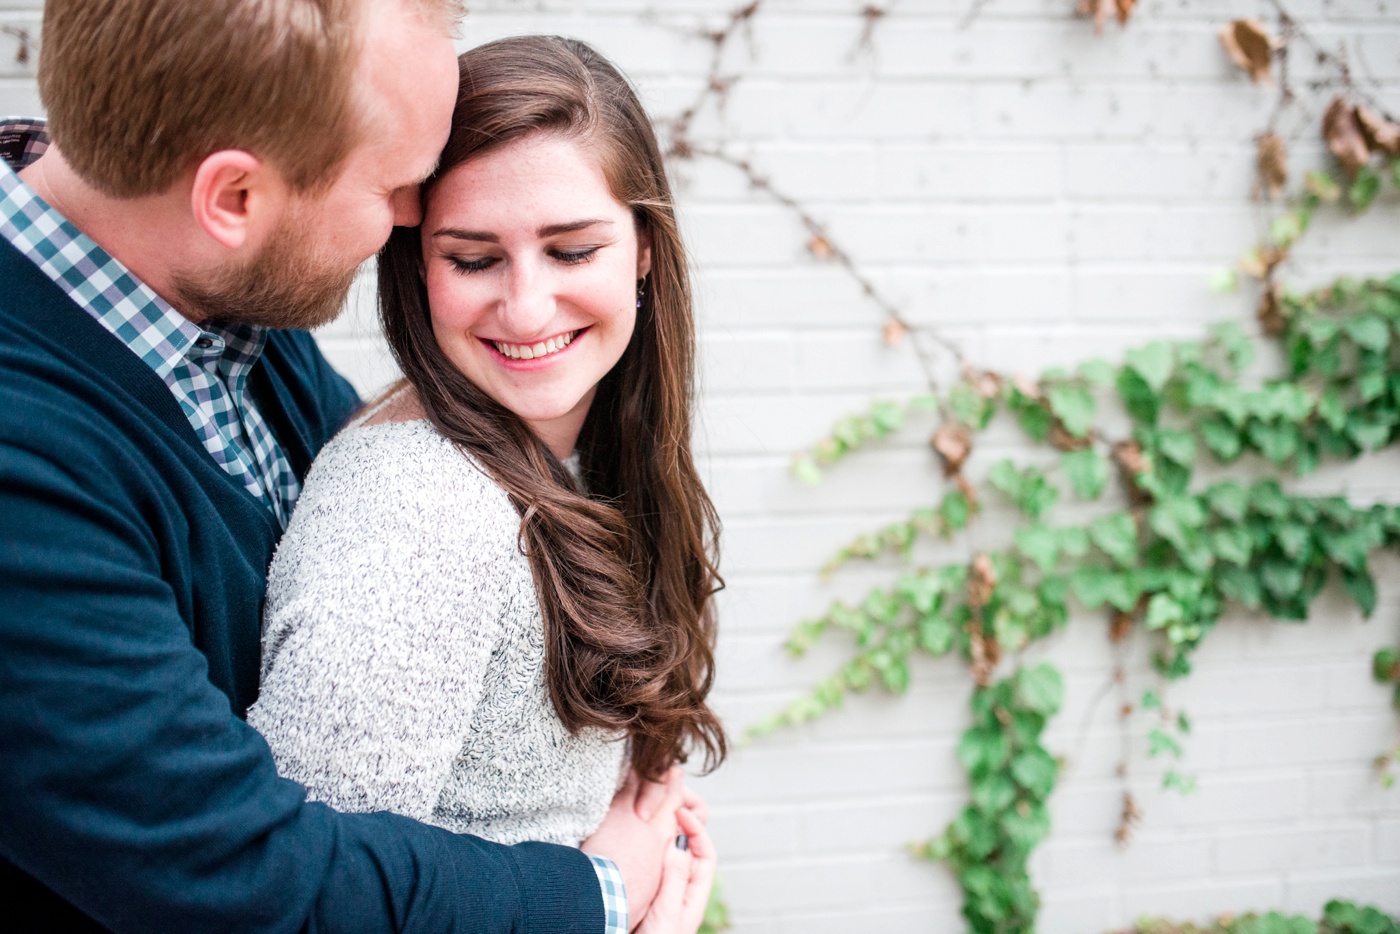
[1,117,629,933]
[0,119,299,527]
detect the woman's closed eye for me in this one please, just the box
[447,246,602,276]
[550,246,601,266]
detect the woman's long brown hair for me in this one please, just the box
[377,35,725,780]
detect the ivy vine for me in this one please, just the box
[634,0,1400,928]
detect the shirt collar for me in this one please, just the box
[0,117,268,375]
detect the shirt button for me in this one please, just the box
[195,337,214,349]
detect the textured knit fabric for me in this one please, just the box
[0,118,299,526]
[250,418,629,849]
[0,219,606,929]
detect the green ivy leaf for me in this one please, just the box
[1342,566,1378,618]
[1208,525,1253,566]
[1260,559,1304,599]
[957,726,1010,778]
[970,773,1018,815]
[939,489,972,533]
[1217,565,1263,609]
[1000,801,1052,853]
[1125,341,1176,393]
[1077,359,1117,387]
[918,613,955,656]
[1046,384,1096,438]
[1014,664,1065,717]
[1248,419,1299,465]
[1374,648,1400,683]
[1148,727,1184,758]
[1117,367,1162,425]
[1349,165,1382,211]
[1200,415,1243,461]
[1205,481,1249,522]
[1344,314,1392,353]
[1009,747,1059,799]
[1015,524,1060,574]
[1061,449,1108,499]
[1090,513,1139,567]
[1149,496,1207,553]
[1145,593,1185,630]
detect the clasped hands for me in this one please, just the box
[582,766,715,934]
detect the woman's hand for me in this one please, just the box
[634,806,716,934]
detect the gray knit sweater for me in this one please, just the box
[247,418,626,847]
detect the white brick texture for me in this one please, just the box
[4,0,1399,928]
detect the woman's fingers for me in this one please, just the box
[675,807,718,932]
[634,835,693,933]
[680,783,708,825]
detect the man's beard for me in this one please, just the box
[172,216,360,331]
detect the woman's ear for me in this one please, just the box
[189,150,283,252]
[636,226,653,281]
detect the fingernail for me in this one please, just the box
[675,834,689,851]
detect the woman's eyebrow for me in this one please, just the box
[537,219,613,237]
[432,219,615,242]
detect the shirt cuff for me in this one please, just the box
[587,853,629,934]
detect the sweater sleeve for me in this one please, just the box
[249,425,518,822]
[0,434,603,934]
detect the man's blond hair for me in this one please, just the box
[38,0,463,199]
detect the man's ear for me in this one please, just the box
[189,150,282,252]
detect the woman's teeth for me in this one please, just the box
[492,330,577,361]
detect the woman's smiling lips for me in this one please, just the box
[481,327,588,367]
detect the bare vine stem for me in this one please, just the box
[660,0,967,394]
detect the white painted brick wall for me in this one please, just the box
[4,0,1400,929]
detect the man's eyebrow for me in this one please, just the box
[432,219,615,242]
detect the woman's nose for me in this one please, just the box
[501,263,556,338]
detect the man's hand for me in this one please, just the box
[582,768,685,928]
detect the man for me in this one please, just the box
[0,0,677,930]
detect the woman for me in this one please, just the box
[248,35,725,932]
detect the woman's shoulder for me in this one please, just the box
[288,412,519,560]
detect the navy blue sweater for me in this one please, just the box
[0,237,603,933]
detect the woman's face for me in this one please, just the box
[421,132,650,458]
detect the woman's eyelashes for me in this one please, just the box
[445,245,603,276]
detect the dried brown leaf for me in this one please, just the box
[1115,792,1142,846]
[808,235,835,261]
[1112,439,1150,504]
[1078,0,1113,34]
[882,319,907,347]
[1220,19,1275,83]
[968,552,998,610]
[1049,420,1092,452]
[1238,244,1286,280]
[1013,373,1042,401]
[1115,0,1136,26]
[955,473,980,511]
[931,422,973,476]
[1356,104,1400,157]
[1256,281,1287,337]
[1323,96,1371,177]
[973,370,1003,400]
[1256,132,1288,198]
[1109,610,1134,643]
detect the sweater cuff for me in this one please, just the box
[588,854,628,934]
[507,841,609,933]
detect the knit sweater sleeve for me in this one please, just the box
[248,423,520,822]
